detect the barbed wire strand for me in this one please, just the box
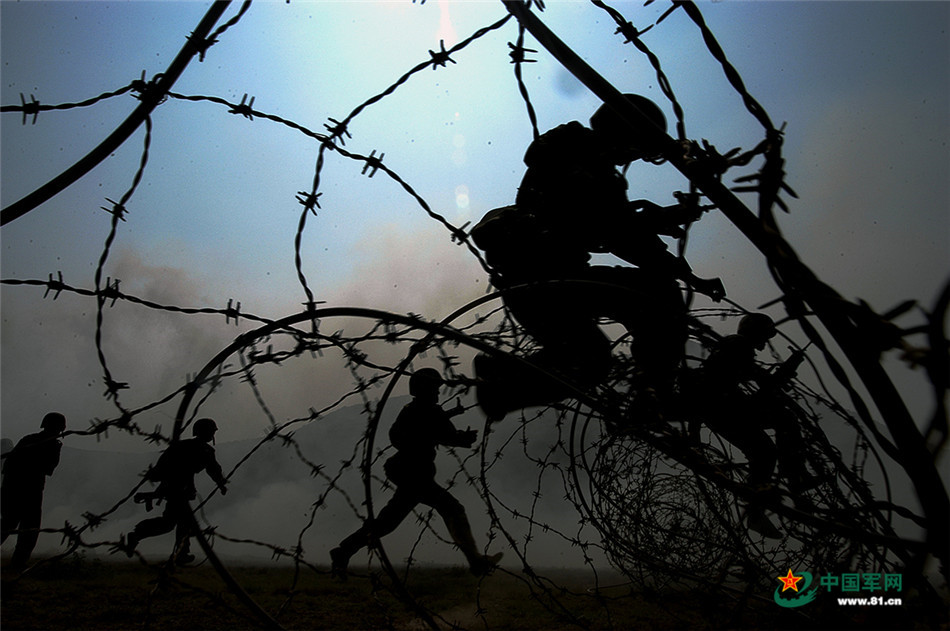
[0,0,239,226]
[1,0,947,628]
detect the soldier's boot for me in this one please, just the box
[330,528,370,581]
[330,547,354,581]
[443,506,503,576]
[473,353,571,423]
[174,536,196,565]
[122,532,140,558]
[469,552,504,577]
[176,552,196,565]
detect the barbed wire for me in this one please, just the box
[0,85,136,125]
[1,1,947,629]
[0,1,243,226]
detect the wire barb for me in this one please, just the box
[101,277,122,307]
[19,93,40,125]
[295,190,322,215]
[187,30,219,62]
[225,298,242,325]
[507,42,537,64]
[229,93,256,120]
[100,198,129,221]
[130,71,168,105]
[324,118,351,146]
[361,149,385,178]
[103,376,130,401]
[44,271,66,300]
[428,40,456,69]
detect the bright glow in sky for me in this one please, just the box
[1,0,948,450]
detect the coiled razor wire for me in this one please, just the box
[2,1,947,629]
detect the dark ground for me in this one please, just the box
[1,556,946,630]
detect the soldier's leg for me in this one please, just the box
[584,267,686,401]
[418,481,500,575]
[126,504,178,553]
[768,407,820,496]
[130,515,177,540]
[0,483,23,544]
[705,409,782,538]
[342,492,416,552]
[474,296,611,421]
[704,412,777,489]
[10,490,43,569]
[331,490,416,577]
[505,278,613,377]
[426,486,476,555]
[172,502,197,563]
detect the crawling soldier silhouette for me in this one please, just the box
[331,369,502,579]
[472,94,724,422]
[121,418,227,564]
[1,412,67,571]
[690,313,815,538]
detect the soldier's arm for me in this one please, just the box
[434,411,477,449]
[625,195,706,235]
[205,453,228,494]
[764,348,806,389]
[446,397,465,418]
[609,236,725,301]
[441,427,478,449]
[41,439,62,477]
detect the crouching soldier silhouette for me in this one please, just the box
[472,94,724,423]
[688,314,814,538]
[121,418,227,564]
[331,369,502,579]
[1,412,67,571]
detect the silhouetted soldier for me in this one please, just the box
[0,439,13,486]
[330,369,502,579]
[121,418,227,564]
[1,412,67,571]
[691,313,811,537]
[472,95,724,422]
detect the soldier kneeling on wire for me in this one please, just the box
[686,314,820,538]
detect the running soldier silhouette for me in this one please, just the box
[472,94,724,422]
[121,418,227,564]
[1,412,67,571]
[690,313,814,538]
[331,369,502,579]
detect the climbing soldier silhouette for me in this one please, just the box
[331,369,502,579]
[121,418,228,564]
[472,94,724,422]
[1,412,67,571]
[689,313,816,538]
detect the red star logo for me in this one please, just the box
[777,569,804,592]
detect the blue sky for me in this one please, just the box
[1,0,948,447]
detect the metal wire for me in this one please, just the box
[1,1,946,629]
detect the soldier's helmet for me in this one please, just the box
[40,412,67,433]
[192,418,218,441]
[589,94,667,163]
[737,313,777,344]
[409,368,443,398]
